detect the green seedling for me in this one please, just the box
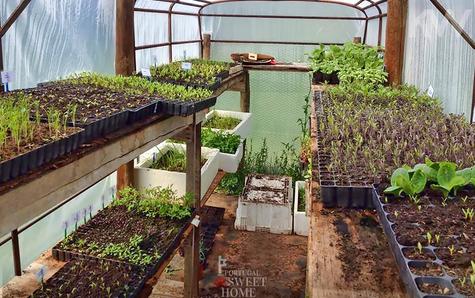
[430,162,467,198]
[459,277,466,287]
[417,242,423,254]
[471,274,475,287]
[384,167,426,202]
[462,208,474,221]
[448,245,456,256]
[461,196,469,203]
[394,211,399,218]
[426,232,432,246]
[435,234,440,244]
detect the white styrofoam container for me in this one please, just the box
[294,181,309,236]
[204,110,252,139]
[235,176,293,235]
[134,142,219,199]
[203,139,244,173]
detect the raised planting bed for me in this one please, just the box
[203,110,252,139]
[313,83,475,209]
[30,258,147,298]
[294,181,309,236]
[201,128,243,173]
[0,92,86,183]
[147,59,237,91]
[372,162,475,297]
[52,186,193,279]
[134,142,219,199]
[235,174,293,234]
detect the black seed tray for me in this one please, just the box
[312,70,339,85]
[52,216,192,280]
[0,129,86,183]
[29,258,147,298]
[157,96,217,116]
[79,110,130,142]
[200,206,225,259]
[313,90,375,209]
[372,188,465,298]
[127,101,160,124]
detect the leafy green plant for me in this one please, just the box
[384,167,427,200]
[309,42,387,87]
[201,128,241,154]
[430,162,469,198]
[203,114,241,130]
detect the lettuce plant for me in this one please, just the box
[384,166,427,200]
[430,162,469,198]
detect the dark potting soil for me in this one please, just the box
[417,280,454,296]
[25,83,156,125]
[30,258,146,298]
[57,205,189,267]
[0,123,81,162]
[452,278,475,297]
[409,262,444,277]
[377,184,475,290]
[331,209,403,293]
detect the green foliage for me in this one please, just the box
[384,167,426,199]
[99,235,156,266]
[113,186,192,220]
[149,147,187,172]
[201,128,241,154]
[0,92,76,159]
[150,59,231,85]
[309,43,387,87]
[297,184,306,212]
[203,114,241,130]
[66,72,213,101]
[430,162,469,198]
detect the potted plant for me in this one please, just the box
[134,142,219,199]
[201,128,243,173]
[203,109,252,139]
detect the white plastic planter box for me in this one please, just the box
[134,142,219,199]
[203,139,244,174]
[294,181,310,236]
[235,175,293,235]
[204,110,252,139]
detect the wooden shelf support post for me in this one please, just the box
[184,115,202,298]
[116,0,136,193]
[202,33,211,60]
[385,0,408,86]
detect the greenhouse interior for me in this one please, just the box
[0,0,474,297]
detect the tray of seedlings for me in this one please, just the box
[30,258,147,298]
[52,186,193,279]
[71,72,217,117]
[314,90,375,209]
[147,59,236,91]
[313,80,475,210]
[0,92,85,183]
[373,162,475,297]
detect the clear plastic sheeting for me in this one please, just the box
[0,174,117,287]
[403,0,475,121]
[1,0,115,90]
[202,2,366,44]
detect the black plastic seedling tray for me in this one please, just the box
[29,258,147,298]
[157,96,218,116]
[127,101,160,124]
[52,216,192,280]
[0,129,86,183]
[372,188,465,298]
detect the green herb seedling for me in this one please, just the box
[435,234,440,244]
[417,242,423,254]
[448,245,455,256]
[462,208,474,221]
[426,232,432,246]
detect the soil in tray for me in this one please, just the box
[0,123,81,162]
[57,205,189,268]
[203,115,241,130]
[330,209,404,293]
[24,83,155,124]
[30,258,147,298]
[409,262,445,277]
[148,148,207,172]
[417,280,454,296]
[452,278,475,297]
[377,185,475,287]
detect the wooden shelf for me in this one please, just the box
[0,111,205,238]
[243,62,311,72]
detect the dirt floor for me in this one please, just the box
[199,194,308,298]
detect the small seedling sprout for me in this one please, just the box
[448,245,456,256]
[471,274,475,287]
[462,208,474,221]
[417,242,423,254]
[459,276,466,287]
[435,234,440,244]
[394,211,399,218]
[461,196,468,203]
[426,232,432,246]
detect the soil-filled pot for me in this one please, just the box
[293,181,309,236]
[134,142,219,199]
[203,110,252,139]
[203,139,244,174]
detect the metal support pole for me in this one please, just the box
[11,229,21,276]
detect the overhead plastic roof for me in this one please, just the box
[135,0,388,17]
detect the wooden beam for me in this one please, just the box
[184,118,202,298]
[471,69,475,123]
[0,113,204,237]
[240,71,250,113]
[202,33,211,60]
[11,229,21,276]
[0,0,32,39]
[384,0,407,86]
[116,0,137,193]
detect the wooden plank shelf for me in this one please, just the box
[242,62,311,72]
